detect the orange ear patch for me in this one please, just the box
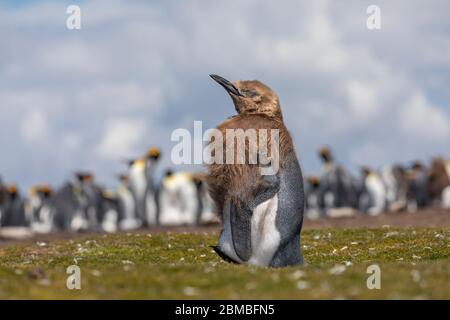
[6,184,17,194]
[148,147,161,159]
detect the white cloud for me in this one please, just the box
[38,40,107,76]
[349,142,390,169]
[346,81,377,122]
[96,118,147,160]
[0,90,64,118]
[61,132,81,151]
[399,93,450,141]
[76,82,163,114]
[20,109,49,144]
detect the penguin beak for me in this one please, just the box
[210,74,243,97]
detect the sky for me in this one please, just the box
[0,0,449,190]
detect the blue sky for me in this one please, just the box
[1,0,449,190]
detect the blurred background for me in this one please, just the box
[1,0,449,188]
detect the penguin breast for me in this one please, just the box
[248,194,281,266]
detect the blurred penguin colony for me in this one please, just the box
[305,147,450,219]
[1,145,450,234]
[0,147,218,234]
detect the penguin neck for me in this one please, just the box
[235,110,283,121]
[145,159,157,179]
[323,161,335,172]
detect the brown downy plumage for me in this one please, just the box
[428,158,450,204]
[207,75,294,218]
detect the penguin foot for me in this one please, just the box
[211,246,240,264]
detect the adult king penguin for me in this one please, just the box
[360,167,386,215]
[318,147,357,210]
[158,170,200,226]
[116,174,140,230]
[443,160,450,208]
[127,147,160,227]
[0,177,5,222]
[208,74,304,267]
[27,185,54,233]
[0,184,28,227]
[305,176,324,220]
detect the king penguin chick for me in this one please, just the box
[208,74,304,267]
[427,158,450,207]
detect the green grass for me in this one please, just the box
[0,228,449,299]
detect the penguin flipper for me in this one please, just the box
[251,173,280,207]
[230,201,253,262]
[229,174,280,262]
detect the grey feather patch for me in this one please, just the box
[230,202,252,262]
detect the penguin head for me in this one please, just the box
[75,172,94,184]
[192,173,205,189]
[126,159,136,167]
[411,161,424,171]
[307,176,320,188]
[37,185,52,198]
[210,74,282,118]
[164,169,174,178]
[118,174,129,183]
[147,147,161,161]
[319,146,333,163]
[6,184,18,196]
[361,166,372,178]
[128,158,146,171]
[405,169,417,181]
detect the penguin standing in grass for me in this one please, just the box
[443,160,450,208]
[98,189,119,233]
[318,147,357,210]
[1,184,28,227]
[208,74,304,267]
[381,165,408,212]
[406,161,429,211]
[128,158,147,225]
[145,147,161,225]
[360,167,386,215]
[0,177,6,222]
[428,158,450,207]
[75,172,103,230]
[27,185,54,233]
[192,173,219,224]
[158,170,200,226]
[127,147,160,227]
[116,174,140,230]
[305,176,324,220]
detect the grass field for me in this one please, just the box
[0,227,449,299]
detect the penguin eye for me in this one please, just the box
[240,89,258,97]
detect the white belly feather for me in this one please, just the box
[219,194,281,266]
